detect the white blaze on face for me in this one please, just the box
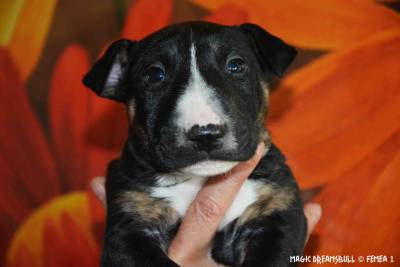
[175,44,223,131]
[174,44,238,176]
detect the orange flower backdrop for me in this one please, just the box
[1,0,399,266]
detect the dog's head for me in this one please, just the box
[83,22,295,176]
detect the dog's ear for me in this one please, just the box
[240,23,296,77]
[82,39,136,102]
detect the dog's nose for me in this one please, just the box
[186,124,226,151]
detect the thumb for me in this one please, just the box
[168,143,265,264]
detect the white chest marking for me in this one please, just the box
[151,176,261,229]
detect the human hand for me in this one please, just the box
[91,143,322,267]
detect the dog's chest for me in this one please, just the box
[151,176,261,229]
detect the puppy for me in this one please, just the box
[83,21,307,267]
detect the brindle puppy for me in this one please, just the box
[83,22,307,267]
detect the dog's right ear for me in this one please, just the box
[83,39,136,102]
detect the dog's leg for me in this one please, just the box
[211,192,307,267]
[241,209,306,267]
[101,216,179,267]
[102,161,180,267]
[101,193,180,267]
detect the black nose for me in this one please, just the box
[186,124,226,151]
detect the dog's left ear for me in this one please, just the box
[82,39,136,102]
[240,23,296,77]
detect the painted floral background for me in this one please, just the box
[1,0,400,266]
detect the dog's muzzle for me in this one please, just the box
[185,123,226,152]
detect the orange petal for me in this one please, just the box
[43,213,100,267]
[49,45,92,190]
[122,0,173,40]
[268,31,400,189]
[205,4,249,25]
[6,192,98,267]
[0,47,60,266]
[7,0,57,81]
[0,48,60,215]
[86,96,127,180]
[305,131,400,261]
[192,0,400,50]
[50,45,124,184]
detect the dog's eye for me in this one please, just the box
[227,58,245,74]
[146,66,166,83]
